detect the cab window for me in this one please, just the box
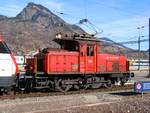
[0,41,11,53]
[87,46,94,56]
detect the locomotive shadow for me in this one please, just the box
[109,91,139,96]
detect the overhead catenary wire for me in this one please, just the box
[52,9,148,48]
[52,10,149,36]
[100,38,149,45]
[117,35,149,41]
[86,0,146,17]
[77,18,104,35]
[117,38,149,44]
[80,23,98,34]
[52,10,83,21]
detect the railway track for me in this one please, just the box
[0,84,134,100]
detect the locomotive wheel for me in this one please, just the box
[6,90,15,96]
[83,77,92,90]
[7,86,16,95]
[91,83,102,89]
[120,81,125,86]
[120,77,126,86]
[56,79,72,92]
[91,77,102,89]
[25,80,33,93]
[103,80,112,88]
[2,87,15,96]
[48,81,55,91]
[83,82,92,90]
[73,84,80,90]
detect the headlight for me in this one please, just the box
[56,33,62,39]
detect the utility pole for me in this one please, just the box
[137,26,144,71]
[149,18,150,77]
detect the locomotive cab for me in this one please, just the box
[55,33,99,73]
[55,37,79,51]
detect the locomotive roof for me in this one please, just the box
[54,33,100,44]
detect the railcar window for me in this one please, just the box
[87,46,94,56]
[80,45,84,56]
[0,42,11,53]
[80,52,83,56]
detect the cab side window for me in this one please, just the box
[87,46,94,56]
[80,45,84,56]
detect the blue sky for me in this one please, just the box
[0,0,149,50]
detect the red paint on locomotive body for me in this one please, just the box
[44,51,79,73]
[30,38,129,74]
[97,54,127,73]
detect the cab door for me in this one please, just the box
[79,44,86,72]
[86,45,95,72]
[79,43,97,73]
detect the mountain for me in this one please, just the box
[99,37,148,59]
[0,2,85,55]
[100,37,133,50]
[0,2,148,59]
[99,37,133,53]
[0,15,7,20]
[16,2,84,33]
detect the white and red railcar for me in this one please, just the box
[0,36,18,92]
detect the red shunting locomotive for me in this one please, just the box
[18,33,134,92]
